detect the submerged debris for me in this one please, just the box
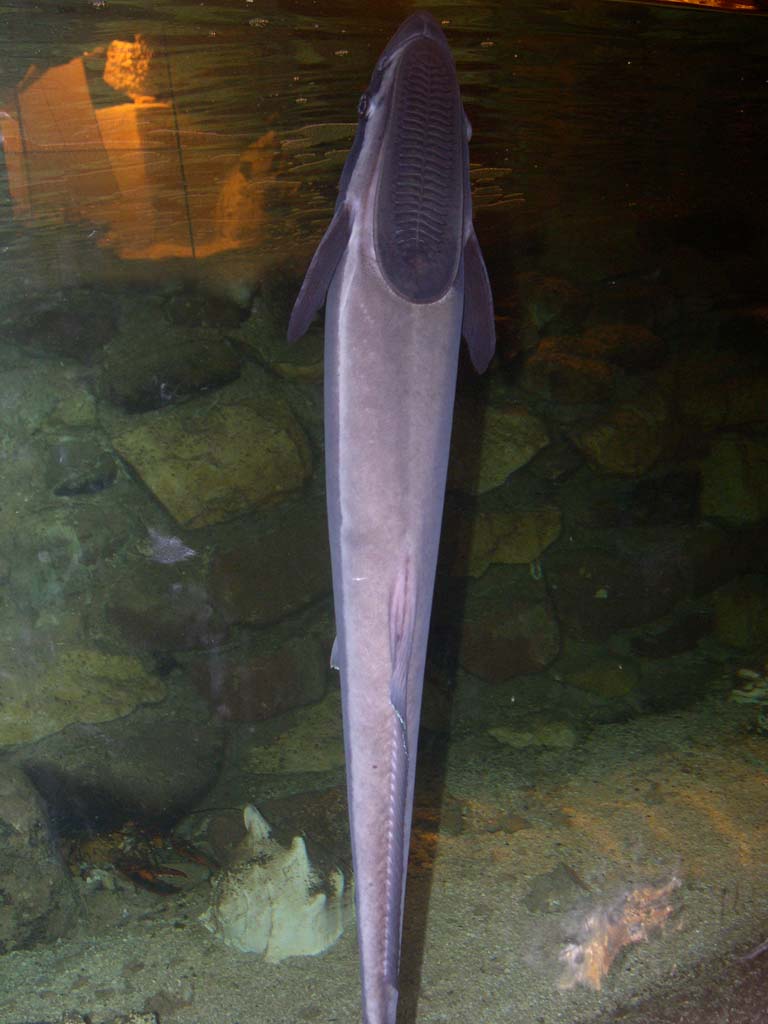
[146,526,197,564]
[729,661,768,734]
[200,804,352,962]
[558,876,681,991]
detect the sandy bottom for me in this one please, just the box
[2,695,768,1024]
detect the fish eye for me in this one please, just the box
[358,93,369,117]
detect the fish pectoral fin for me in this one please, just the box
[461,226,496,373]
[287,202,353,343]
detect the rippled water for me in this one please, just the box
[1,0,766,288]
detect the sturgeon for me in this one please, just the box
[287,12,495,1023]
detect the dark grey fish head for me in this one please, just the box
[339,11,468,304]
[378,10,452,62]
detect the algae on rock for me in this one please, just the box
[0,646,165,746]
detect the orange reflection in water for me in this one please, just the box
[607,0,761,9]
[2,36,279,262]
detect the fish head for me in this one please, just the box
[338,12,470,304]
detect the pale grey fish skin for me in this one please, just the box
[147,527,196,564]
[288,11,495,1024]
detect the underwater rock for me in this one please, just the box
[674,351,732,433]
[19,693,224,830]
[711,575,768,651]
[632,653,717,713]
[6,511,89,610]
[436,565,559,682]
[164,288,247,328]
[0,365,95,434]
[103,560,228,652]
[441,504,561,577]
[630,609,713,658]
[718,304,768,357]
[241,268,324,380]
[723,369,768,428]
[45,437,118,496]
[200,804,350,961]
[571,391,672,477]
[245,689,345,775]
[102,321,242,413]
[184,633,327,722]
[0,646,165,747]
[700,435,768,525]
[686,521,768,595]
[457,598,560,682]
[526,435,584,482]
[209,499,330,627]
[547,540,689,643]
[515,272,588,341]
[111,373,311,528]
[0,766,80,952]
[14,288,117,363]
[579,323,667,372]
[561,656,639,699]
[626,470,701,527]
[577,470,702,531]
[524,862,589,915]
[522,337,614,405]
[449,398,549,495]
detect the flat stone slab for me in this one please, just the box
[0,646,165,747]
[111,385,312,528]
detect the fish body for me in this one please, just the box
[288,12,495,1023]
